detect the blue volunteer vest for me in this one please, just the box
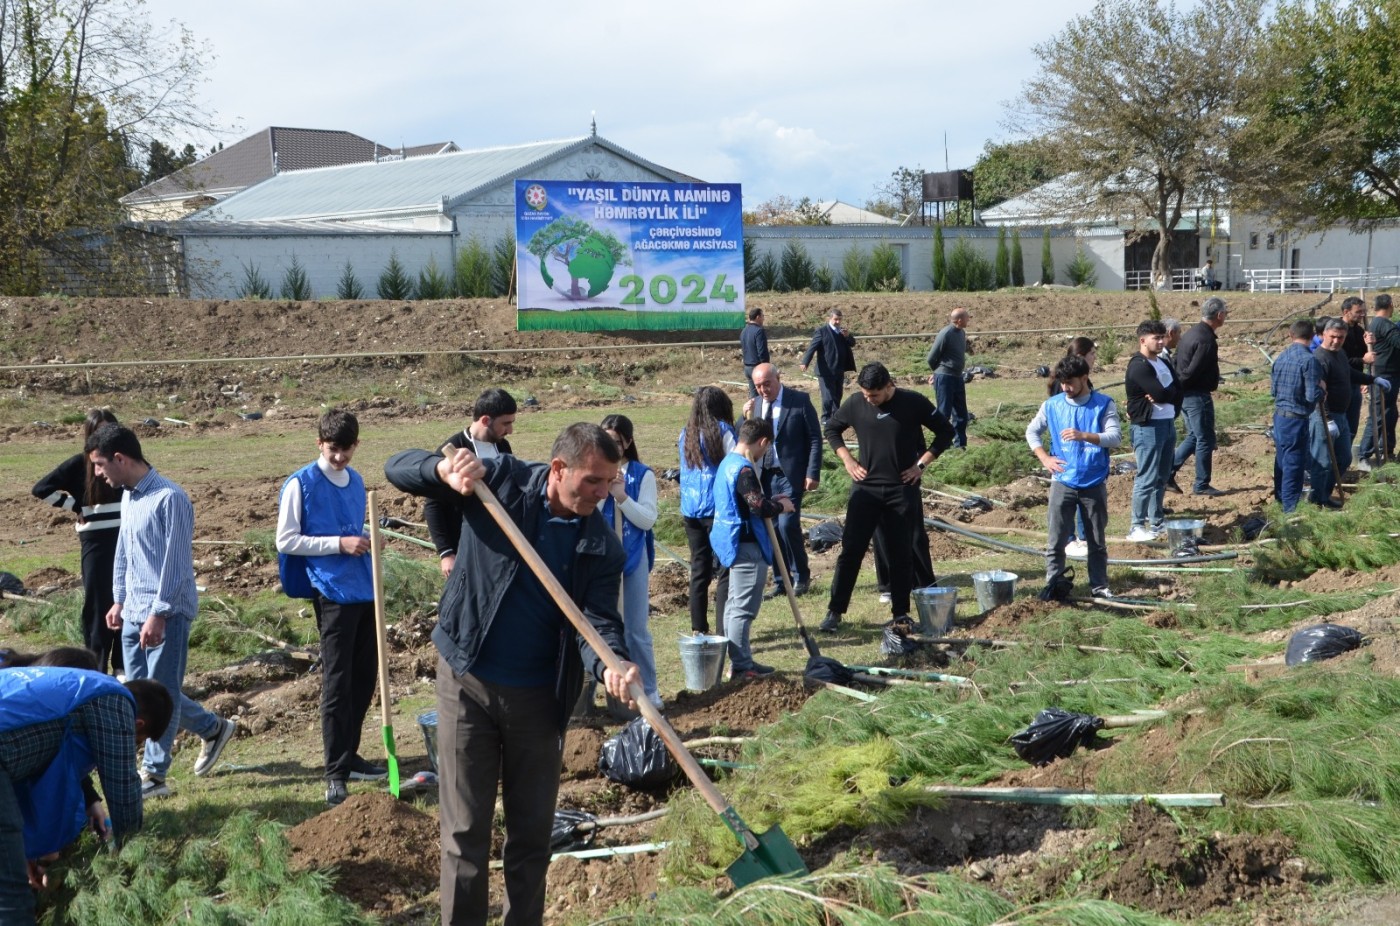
[1045,390,1114,489]
[708,451,773,568]
[277,462,374,603]
[678,422,735,518]
[601,459,656,577]
[0,667,134,859]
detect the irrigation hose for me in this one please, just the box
[924,517,1240,567]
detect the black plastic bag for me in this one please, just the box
[881,616,923,657]
[806,519,844,553]
[804,655,855,685]
[550,809,597,852]
[1039,566,1075,602]
[1285,623,1365,666]
[0,572,26,597]
[1010,707,1105,766]
[660,467,680,483]
[598,716,677,789]
[1240,516,1268,541]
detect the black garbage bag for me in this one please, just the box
[806,519,844,553]
[804,654,855,685]
[960,495,992,512]
[660,467,681,483]
[1240,516,1268,541]
[881,616,923,657]
[1285,623,1365,666]
[550,809,597,852]
[1010,707,1105,766]
[598,716,677,789]
[0,572,26,597]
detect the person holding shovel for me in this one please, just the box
[276,408,386,807]
[384,423,638,926]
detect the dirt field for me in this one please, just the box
[2,289,1391,925]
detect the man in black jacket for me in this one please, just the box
[1167,297,1228,496]
[1124,320,1182,542]
[800,308,857,428]
[1340,296,1374,446]
[424,389,517,577]
[1359,294,1400,469]
[740,307,770,397]
[1313,320,1389,506]
[744,363,821,596]
[818,362,953,632]
[385,424,638,926]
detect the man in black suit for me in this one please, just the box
[740,307,770,398]
[744,363,822,596]
[800,308,856,428]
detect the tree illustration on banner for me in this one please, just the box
[526,218,631,299]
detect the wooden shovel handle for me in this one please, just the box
[367,491,393,730]
[763,517,809,637]
[472,480,739,821]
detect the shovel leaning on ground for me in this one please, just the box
[366,491,402,798]
[473,480,808,885]
[762,517,821,660]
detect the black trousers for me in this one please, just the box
[80,530,122,674]
[817,375,844,429]
[682,516,728,634]
[313,596,379,781]
[828,482,925,618]
[872,510,935,594]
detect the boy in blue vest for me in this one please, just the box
[276,409,385,807]
[0,666,172,923]
[709,418,793,678]
[1025,355,1123,601]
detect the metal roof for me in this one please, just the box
[183,135,697,224]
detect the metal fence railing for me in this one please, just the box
[1243,267,1400,293]
[1124,268,1201,291]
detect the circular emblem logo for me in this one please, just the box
[524,184,548,211]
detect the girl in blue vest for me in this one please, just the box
[600,415,661,709]
[1026,355,1122,600]
[678,386,736,635]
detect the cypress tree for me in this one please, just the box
[932,223,947,291]
[1040,228,1055,285]
[994,227,1010,288]
[1010,229,1025,286]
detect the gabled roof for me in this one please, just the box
[122,127,447,205]
[182,135,699,224]
[814,200,900,225]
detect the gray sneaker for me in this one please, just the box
[193,718,237,777]
[141,777,171,800]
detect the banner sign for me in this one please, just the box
[515,180,745,331]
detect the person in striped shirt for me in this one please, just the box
[31,409,125,676]
[85,424,237,801]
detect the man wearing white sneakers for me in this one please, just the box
[1124,321,1182,543]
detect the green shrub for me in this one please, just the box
[1010,229,1025,286]
[868,242,904,292]
[932,223,947,291]
[994,227,1010,288]
[453,237,494,297]
[750,251,780,292]
[416,255,451,300]
[278,254,311,301]
[237,262,272,299]
[841,243,870,292]
[779,239,815,292]
[1096,328,1122,365]
[742,236,756,287]
[1041,227,1055,284]
[492,235,516,297]
[945,238,993,291]
[813,260,835,293]
[377,251,414,300]
[335,260,364,299]
[1066,245,1098,287]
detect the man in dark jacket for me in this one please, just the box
[1339,296,1374,446]
[1168,297,1228,496]
[1313,320,1389,506]
[1124,320,1182,542]
[424,388,517,577]
[800,308,857,428]
[739,307,769,397]
[385,424,638,926]
[744,363,821,596]
[1359,294,1400,469]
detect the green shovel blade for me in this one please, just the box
[383,725,400,798]
[724,823,808,886]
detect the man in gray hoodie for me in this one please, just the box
[926,308,971,449]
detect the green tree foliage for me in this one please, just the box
[144,140,198,184]
[454,237,494,297]
[743,195,830,225]
[416,255,451,299]
[994,227,1010,288]
[0,0,209,295]
[972,140,1056,210]
[1232,0,1400,229]
[864,165,923,220]
[932,224,947,291]
[1066,245,1099,287]
[779,239,815,292]
[336,261,364,300]
[492,235,516,297]
[945,238,994,291]
[377,251,414,300]
[868,243,904,292]
[813,261,835,293]
[279,254,311,301]
[525,216,630,298]
[1008,0,1263,282]
[842,244,871,292]
[237,262,271,299]
[1041,228,1055,285]
[750,251,780,292]
[1010,229,1025,286]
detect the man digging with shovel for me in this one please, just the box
[385,423,639,926]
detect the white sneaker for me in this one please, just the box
[1065,540,1089,557]
[878,592,892,604]
[193,717,237,777]
[1125,527,1156,543]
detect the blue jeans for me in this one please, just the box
[934,373,968,448]
[1131,419,1175,531]
[1274,412,1310,512]
[1309,411,1351,502]
[1172,393,1216,491]
[621,564,659,703]
[122,615,223,779]
[1359,383,1398,462]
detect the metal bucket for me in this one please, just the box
[678,633,728,691]
[911,586,957,636]
[971,570,1018,613]
[418,710,439,772]
[1164,518,1205,549]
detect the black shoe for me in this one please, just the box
[1311,497,1344,510]
[1165,476,1184,494]
[763,586,785,601]
[326,780,348,806]
[818,611,842,632]
[1192,485,1225,498]
[792,582,810,597]
[349,755,388,781]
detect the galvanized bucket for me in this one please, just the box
[911,586,957,635]
[971,570,1018,613]
[679,633,729,691]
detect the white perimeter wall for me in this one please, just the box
[1234,213,1400,279]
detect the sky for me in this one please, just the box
[134,0,1105,208]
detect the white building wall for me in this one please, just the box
[181,233,455,299]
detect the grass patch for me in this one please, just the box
[928,441,1039,487]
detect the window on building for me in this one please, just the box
[1249,232,1259,250]
[1266,233,1276,250]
